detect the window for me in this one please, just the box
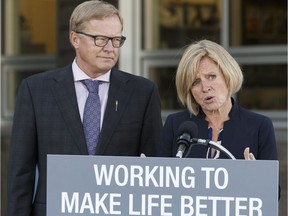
[230,0,287,46]
[142,0,222,50]
[141,0,287,111]
[2,0,56,55]
[238,64,287,110]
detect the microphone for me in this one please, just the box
[174,122,236,160]
[191,138,236,160]
[175,121,198,158]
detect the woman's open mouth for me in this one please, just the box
[204,96,214,103]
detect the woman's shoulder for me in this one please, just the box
[165,109,190,121]
[235,105,273,126]
[163,109,192,130]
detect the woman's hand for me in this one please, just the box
[244,147,256,160]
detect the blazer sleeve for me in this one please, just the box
[158,111,190,157]
[8,79,37,215]
[257,116,278,160]
[139,83,163,156]
[160,116,175,157]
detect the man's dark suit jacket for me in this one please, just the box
[8,65,162,215]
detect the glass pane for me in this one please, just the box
[148,66,183,110]
[142,0,222,50]
[3,0,56,55]
[230,0,287,46]
[237,64,287,110]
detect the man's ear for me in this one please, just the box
[70,31,80,48]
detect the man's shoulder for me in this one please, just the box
[26,65,72,81]
[112,68,156,87]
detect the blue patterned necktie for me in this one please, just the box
[82,79,101,155]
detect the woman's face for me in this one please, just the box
[190,57,230,114]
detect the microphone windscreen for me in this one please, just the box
[177,121,198,138]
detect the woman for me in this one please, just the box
[159,40,278,161]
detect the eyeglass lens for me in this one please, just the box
[95,36,125,48]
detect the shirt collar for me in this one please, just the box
[72,59,110,83]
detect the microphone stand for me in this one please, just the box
[180,139,236,160]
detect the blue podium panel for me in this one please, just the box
[47,155,278,216]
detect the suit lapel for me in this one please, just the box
[51,66,87,154]
[96,69,132,154]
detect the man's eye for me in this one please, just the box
[114,38,122,42]
[96,37,107,42]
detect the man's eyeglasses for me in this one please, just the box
[75,31,126,48]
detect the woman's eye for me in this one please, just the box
[192,80,200,86]
[208,75,216,80]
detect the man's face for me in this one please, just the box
[70,15,123,78]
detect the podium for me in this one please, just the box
[47,155,278,215]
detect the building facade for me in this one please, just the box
[1,0,287,215]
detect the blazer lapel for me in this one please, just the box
[96,69,132,154]
[51,66,87,154]
[194,112,209,139]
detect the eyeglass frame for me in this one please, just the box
[75,31,126,48]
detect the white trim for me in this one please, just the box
[221,0,229,48]
[119,0,135,74]
[119,0,142,76]
[4,0,20,54]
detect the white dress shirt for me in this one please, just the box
[72,59,110,129]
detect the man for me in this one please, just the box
[8,1,162,215]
